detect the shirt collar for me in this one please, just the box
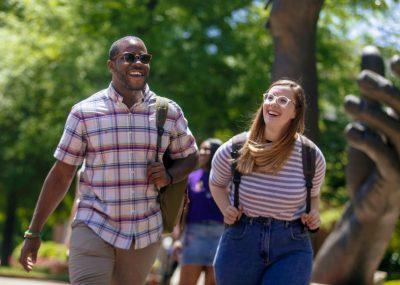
[107,83,151,104]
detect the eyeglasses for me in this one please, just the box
[113,52,152,64]
[263,93,295,107]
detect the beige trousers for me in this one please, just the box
[68,221,161,285]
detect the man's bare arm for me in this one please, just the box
[29,160,78,232]
[167,152,198,183]
[19,160,77,272]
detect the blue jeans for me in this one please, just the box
[214,215,313,285]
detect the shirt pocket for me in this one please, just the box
[87,129,116,167]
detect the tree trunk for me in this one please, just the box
[268,0,324,142]
[1,190,17,266]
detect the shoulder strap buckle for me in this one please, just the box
[155,96,169,163]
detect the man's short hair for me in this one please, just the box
[108,36,144,59]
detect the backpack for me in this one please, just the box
[230,132,318,232]
[155,96,188,234]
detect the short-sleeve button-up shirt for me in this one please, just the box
[54,83,197,249]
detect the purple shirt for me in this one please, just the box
[186,169,224,224]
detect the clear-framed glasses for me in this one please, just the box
[263,93,295,107]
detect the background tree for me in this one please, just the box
[267,0,324,142]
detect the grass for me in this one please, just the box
[0,266,69,282]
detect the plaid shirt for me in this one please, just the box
[54,83,197,249]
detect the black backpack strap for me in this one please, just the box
[300,135,317,214]
[231,132,247,208]
[155,96,169,163]
[300,135,320,233]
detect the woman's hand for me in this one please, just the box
[223,205,243,225]
[301,209,320,230]
[172,240,182,262]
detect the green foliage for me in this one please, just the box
[320,205,345,230]
[380,221,400,279]
[0,266,68,282]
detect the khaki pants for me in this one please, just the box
[69,221,161,285]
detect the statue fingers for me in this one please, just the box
[346,123,400,180]
[357,70,400,114]
[344,95,400,153]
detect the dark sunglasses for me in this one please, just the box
[114,52,152,64]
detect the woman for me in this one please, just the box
[210,79,326,285]
[173,138,224,285]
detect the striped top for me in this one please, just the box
[54,83,197,249]
[210,134,326,220]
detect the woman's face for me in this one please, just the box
[199,141,212,168]
[262,85,297,131]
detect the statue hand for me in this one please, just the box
[344,69,400,219]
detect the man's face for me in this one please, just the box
[108,39,150,91]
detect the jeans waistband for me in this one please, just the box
[240,214,303,227]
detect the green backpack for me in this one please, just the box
[155,96,188,234]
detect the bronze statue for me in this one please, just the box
[312,46,400,284]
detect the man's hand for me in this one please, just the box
[223,205,243,225]
[19,238,41,272]
[147,162,171,189]
[301,209,321,230]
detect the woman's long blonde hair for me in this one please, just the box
[236,79,306,174]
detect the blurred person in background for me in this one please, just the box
[173,138,224,285]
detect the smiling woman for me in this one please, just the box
[209,79,326,285]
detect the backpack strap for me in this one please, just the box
[155,96,169,163]
[231,132,247,208]
[300,135,317,214]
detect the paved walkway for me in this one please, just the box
[0,277,68,284]
[0,268,202,285]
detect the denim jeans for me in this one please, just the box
[181,221,224,266]
[214,215,313,285]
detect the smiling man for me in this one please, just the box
[19,36,198,285]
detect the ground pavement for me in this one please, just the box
[0,277,68,284]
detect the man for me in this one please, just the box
[19,36,198,285]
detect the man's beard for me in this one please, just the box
[117,69,147,91]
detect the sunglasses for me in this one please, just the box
[113,52,152,64]
[263,93,295,108]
